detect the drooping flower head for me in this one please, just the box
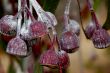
[60,31,79,53]
[92,28,110,49]
[0,15,17,36]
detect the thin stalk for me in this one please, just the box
[43,12,61,51]
[17,0,25,37]
[21,0,27,9]
[25,7,36,21]
[38,0,61,51]
[64,0,71,30]
[17,0,22,36]
[21,0,35,21]
[18,0,21,11]
[86,0,100,29]
[29,0,33,13]
[23,6,27,25]
[13,8,22,20]
[29,0,45,20]
[28,0,32,27]
[24,0,33,31]
[76,0,87,37]
[28,0,32,24]
[29,0,43,11]
[47,33,52,43]
[52,27,61,51]
[64,0,71,15]
[76,0,84,73]
[48,27,61,51]
[30,0,53,28]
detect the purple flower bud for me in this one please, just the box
[92,28,110,49]
[0,15,17,36]
[57,50,70,69]
[6,37,28,56]
[85,21,96,39]
[60,31,79,53]
[29,21,48,39]
[39,49,59,69]
[69,19,80,36]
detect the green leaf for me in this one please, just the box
[41,0,60,13]
[103,0,110,30]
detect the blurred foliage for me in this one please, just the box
[0,0,3,18]
[8,61,16,73]
[103,0,110,30]
[41,0,60,13]
[14,57,24,71]
[34,60,43,73]
[105,47,110,60]
[0,34,7,51]
[93,0,101,10]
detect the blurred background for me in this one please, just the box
[0,0,110,73]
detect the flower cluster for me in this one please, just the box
[0,0,109,73]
